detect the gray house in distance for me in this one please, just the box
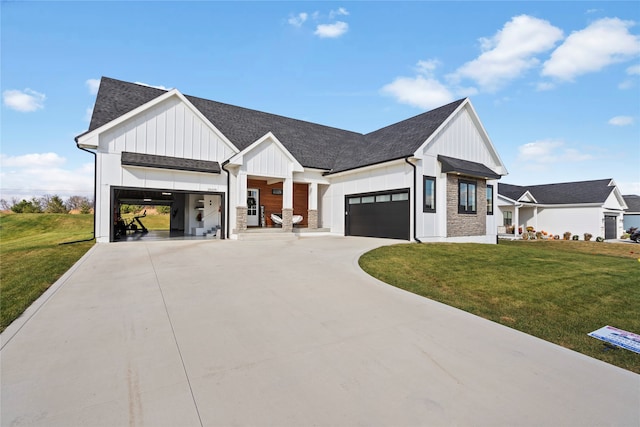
[497,179,627,240]
[623,194,640,230]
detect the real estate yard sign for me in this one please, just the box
[588,326,640,354]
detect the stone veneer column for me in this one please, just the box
[282,208,294,232]
[307,209,318,229]
[236,206,248,231]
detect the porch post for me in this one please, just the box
[308,182,318,229]
[236,171,248,231]
[514,205,520,236]
[282,176,294,232]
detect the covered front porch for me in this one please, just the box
[224,131,329,237]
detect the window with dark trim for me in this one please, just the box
[458,179,477,214]
[423,176,436,212]
[486,185,494,215]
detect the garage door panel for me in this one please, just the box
[346,190,409,240]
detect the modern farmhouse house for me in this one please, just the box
[497,179,627,240]
[76,77,508,243]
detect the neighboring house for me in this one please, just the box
[497,179,627,240]
[622,194,640,231]
[76,77,508,243]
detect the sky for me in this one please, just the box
[2,1,639,201]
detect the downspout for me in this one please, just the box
[75,141,97,241]
[221,160,230,239]
[404,157,422,243]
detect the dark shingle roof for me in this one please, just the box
[499,179,615,204]
[84,77,468,172]
[438,155,502,180]
[497,183,528,201]
[623,195,640,212]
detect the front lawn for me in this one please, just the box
[359,240,640,373]
[0,213,94,332]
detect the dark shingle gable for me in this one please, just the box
[499,179,615,204]
[623,195,640,212]
[85,77,466,172]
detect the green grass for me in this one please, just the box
[120,212,169,230]
[360,240,640,373]
[0,213,94,332]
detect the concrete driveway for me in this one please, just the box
[1,237,638,426]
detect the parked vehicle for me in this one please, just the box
[628,227,640,243]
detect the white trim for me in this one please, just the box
[227,132,304,172]
[324,158,409,178]
[76,89,239,154]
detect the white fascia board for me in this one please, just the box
[324,158,407,179]
[534,202,603,208]
[226,132,304,172]
[610,184,628,210]
[497,194,518,205]
[75,89,239,154]
[415,98,508,176]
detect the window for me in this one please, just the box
[376,194,391,202]
[486,185,494,215]
[504,211,513,226]
[392,193,408,201]
[361,196,375,203]
[458,179,477,214]
[423,176,436,212]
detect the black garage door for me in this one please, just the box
[345,189,410,240]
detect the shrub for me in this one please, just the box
[595,236,604,242]
[156,206,170,214]
[535,231,543,239]
[563,231,572,240]
[584,233,593,242]
[553,235,560,240]
[572,235,579,240]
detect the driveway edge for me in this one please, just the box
[1,244,99,350]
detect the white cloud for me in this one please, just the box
[627,64,640,75]
[517,139,593,165]
[329,7,349,19]
[288,12,308,27]
[1,152,66,168]
[608,116,634,126]
[450,15,563,92]
[542,18,640,81]
[314,21,349,38]
[86,78,100,95]
[415,59,441,76]
[2,88,46,112]
[0,153,94,200]
[381,75,454,110]
[134,81,170,90]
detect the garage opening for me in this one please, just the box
[111,187,225,242]
[345,189,410,240]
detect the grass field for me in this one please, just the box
[0,213,95,332]
[359,240,640,373]
[120,211,169,230]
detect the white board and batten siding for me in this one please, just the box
[241,139,294,178]
[97,96,234,192]
[321,162,412,235]
[422,106,502,172]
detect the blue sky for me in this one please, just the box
[2,1,639,201]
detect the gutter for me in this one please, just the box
[75,141,97,241]
[221,160,230,239]
[404,157,422,243]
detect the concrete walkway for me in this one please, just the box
[1,237,638,426]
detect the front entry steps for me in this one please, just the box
[235,227,331,241]
[236,228,298,241]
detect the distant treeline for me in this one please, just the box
[1,195,93,214]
